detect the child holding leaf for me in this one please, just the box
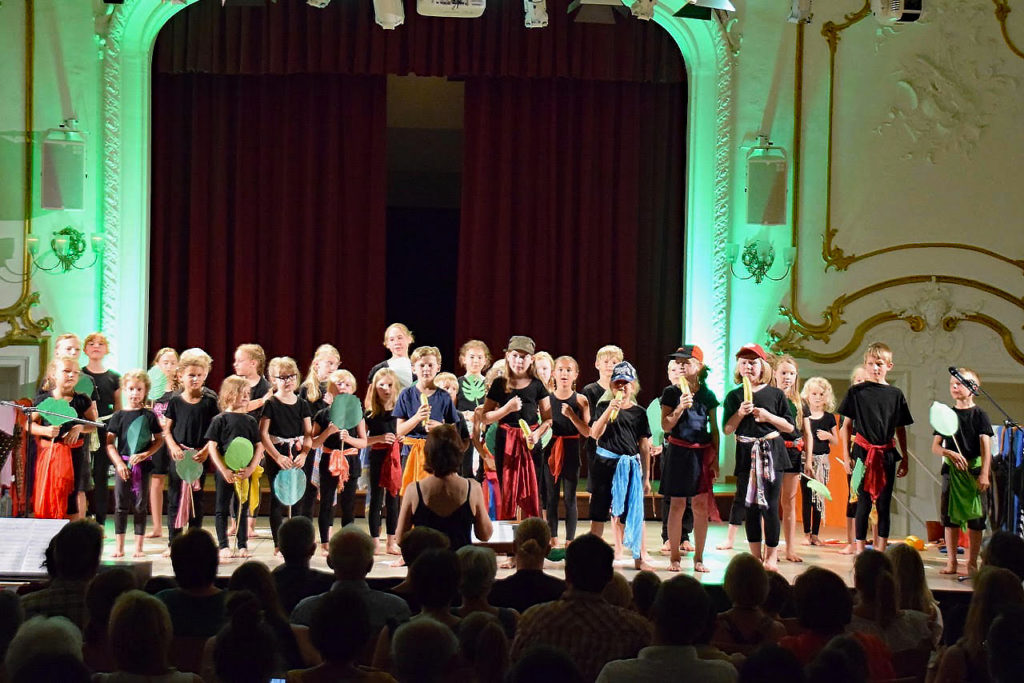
[82,332,120,528]
[800,377,838,546]
[364,368,402,555]
[931,368,992,576]
[105,370,162,557]
[457,339,491,477]
[147,347,180,539]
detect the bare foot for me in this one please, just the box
[693,560,711,573]
[939,563,958,575]
[144,530,163,539]
[219,547,235,561]
[667,560,682,572]
[660,540,672,553]
[839,544,855,555]
[111,549,124,558]
[373,539,386,555]
[809,535,821,546]
[785,553,804,563]
[764,558,779,572]
[161,548,171,559]
[237,548,251,559]
[227,522,237,537]
[386,543,402,555]
[716,541,734,550]
[960,563,977,578]
[634,559,655,571]
[248,527,262,538]
[682,541,694,552]
[133,550,146,558]
[273,547,281,556]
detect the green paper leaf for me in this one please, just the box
[850,458,865,499]
[75,373,94,396]
[274,468,306,506]
[485,423,497,455]
[147,366,168,402]
[803,474,832,501]
[462,376,486,403]
[929,401,959,438]
[126,415,150,454]
[646,399,664,447]
[224,437,254,471]
[175,451,203,484]
[37,397,77,426]
[541,429,552,449]
[330,394,363,431]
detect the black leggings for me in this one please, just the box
[800,475,821,535]
[91,433,110,525]
[728,469,749,527]
[368,450,400,539]
[855,456,897,540]
[215,476,248,549]
[543,443,580,541]
[745,474,782,546]
[166,465,206,543]
[314,452,359,544]
[113,465,150,536]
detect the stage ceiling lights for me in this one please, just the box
[567,0,628,24]
[673,0,735,21]
[524,0,549,28]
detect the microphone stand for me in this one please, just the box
[959,383,1022,534]
[0,399,105,429]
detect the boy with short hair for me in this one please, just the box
[838,342,914,553]
[582,345,624,503]
[931,367,992,576]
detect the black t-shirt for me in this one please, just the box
[262,396,312,439]
[34,392,93,439]
[808,413,838,455]
[456,374,488,413]
[934,405,993,474]
[299,382,330,418]
[204,412,261,456]
[838,382,913,458]
[595,403,651,456]
[246,376,271,420]
[660,384,719,444]
[313,408,344,451]
[722,385,793,439]
[164,389,220,448]
[581,382,607,426]
[486,377,550,426]
[364,409,398,437]
[550,393,584,437]
[781,399,809,445]
[106,408,161,456]
[82,368,120,418]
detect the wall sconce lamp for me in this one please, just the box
[12,227,105,275]
[726,239,796,284]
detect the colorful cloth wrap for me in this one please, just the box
[547,434,580,481]
[372,440,403,497]
[852,433,896,502]
[34,437,80,519]
[400,437,427,496]
[738,432,779,509]
[784,438,805,451]
[234,464,264,515]
[326,447,359,489]
[500,423,540,520]
[666,436,722,522]
[948,456,983,528]
[174,445,204,530]
[597,446,645,560]
[810,453,830,519]
[121,454,145,498]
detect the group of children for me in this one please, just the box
[25,327,994,575]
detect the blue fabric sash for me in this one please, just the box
[597,447,644,559]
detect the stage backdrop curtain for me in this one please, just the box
[456,77,685,392]
[149,73,388,383]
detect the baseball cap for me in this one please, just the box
[668,345,704,363]
[505,335,536,355]
[735,343,769,361]
[610,361,637,384]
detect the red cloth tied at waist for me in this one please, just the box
[547,434,580,481]
[853,433,896,502]
[326,447,359,490]
[371,440,402,497]
[666,436,721,522]
[499,423,539,520]
[34,437,82,519]
[784,438,805,451]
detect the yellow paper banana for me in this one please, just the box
[518,419,532,441]
[420,392,430,429]
[742,376,753,403]
[610,390,623,422]
[679,378,691,398]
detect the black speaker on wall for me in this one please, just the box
[745,150,787,226]
[41,134,86,211]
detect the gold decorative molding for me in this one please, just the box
[993,0,1024,60]
[946,313,1024,365]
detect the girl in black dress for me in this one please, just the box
[801,376,838,546]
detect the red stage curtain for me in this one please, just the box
[154,0,684,84]
[149,73,388,383]
[456,77,685,391]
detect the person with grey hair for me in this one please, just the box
[4,615,83,682]
[453,546,518,637]
[272,517,333,614]
[290,527,409,635]
[391,618,463,682]
[20,520,103,630]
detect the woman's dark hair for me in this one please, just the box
[793,567,852,634]
[853,549,897,628]
[458,612,509,683]
[170,529,218,590]
[410,548,461,610]
[806,635,867,683]
[739,644,807,683]
[764,572,793,617]
[310,588,372,663]
[213,591,281,683]
[982,531,1024,582]
[227,562,302,668]
[506,645,584,683]
[84,567,136,645]
[424,424,465,476]
[631,571,661,619]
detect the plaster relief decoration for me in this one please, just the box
[711,25,734,396]
[885,278,975,361]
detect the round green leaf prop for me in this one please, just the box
[330,394,363,431]
[929,401,960,438]
[801,473,832,501]
[224,437,255,471]
[147,366,168,401]
[646,399,664,448]
[126,415,151,454]
[274,468,306,506]
[175,450,203,484]
[75,373,94,396]
[37,397,77,426]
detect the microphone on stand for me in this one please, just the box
[948,367,979,396]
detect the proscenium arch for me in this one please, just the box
[102,0,729,388]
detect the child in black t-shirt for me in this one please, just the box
[364,368,402,555]
[83,332,121,527]
[838,342,913,554]
[839,363,870,555]
[772,355,806,564]
[106,370,162,557]
[800,377,838,546]
[545,356,591,546]
[230,343,271,540]
[581,345,623,499]
[147,346,180,539]
[931,367,993,576]
[456,340,492,478]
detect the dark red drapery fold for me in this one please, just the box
[149,73,388,383]
[456,77,685,391]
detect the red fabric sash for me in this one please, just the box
[784,438,805,450]
[666,436,721,522]
[853,433,896,502]
[33,438,79,519]
[326,447,359,490]
[371,440,403,497]
[547,434,580,481]
[499,423,539,520]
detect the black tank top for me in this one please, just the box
[411,479,475,550]
[549,393,582,437]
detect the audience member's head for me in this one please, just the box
[738,644,807,683]
[564,534,613,593]
[170,529,219,591]
[456,545,498,601]
[424,424,465,476]
[9,653,89,683]
[805,635,867,683]
[0,590,24,662]
[309,588,372,664]
[457,612,509,683]
[764,572,793,618]
[651,575,711,646]
[602,572,632,608]
[392,617,460,683]
[84,567,136,645]
[327,527,375,581]
[143,576,177,595]
[410,548,460,610]
[963,566,1024,652]
[278,517,317,567]
[793,567,852,636]
[853,549,897,626]
[506,645,585,683]
[213,591,280,683]
[513,518,551,569]
[228,560,288,621]
[631,570,661,619]
[724,552,769,609]
[982,531,1024,582]
[988,604,1024,683]
[4,616,83,682]
[52,520,103,581]
[108,590,174,675]
[886,542,934,614]
[398,526,450,568]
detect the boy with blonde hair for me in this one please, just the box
[581,346,624,507]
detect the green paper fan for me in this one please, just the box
[126,415,151,454]
[224,437,254,470]
[175,451,203,484]
[462,376,486,404]
[75,373,94,396]
[930,401,959,438]
[850,458,865,499]
[274,468,306,506]
[646,399,664,448]
[802,473,832,501]
[147,366,168,401]
[37,397,77,426]
[485,423,497,455]
[330,394,363,431]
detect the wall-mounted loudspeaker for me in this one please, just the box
[746,147,787,225]
[41,132,86,211]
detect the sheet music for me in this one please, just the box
[0,518,68,577]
